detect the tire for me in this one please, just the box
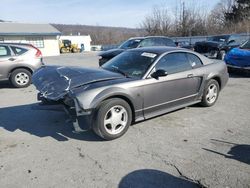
[93,98,132,140]
[60,47,68,53]
[10,68,32,88]
[217,50,226,60]
[200,79,220,107]
[72,48,79,53]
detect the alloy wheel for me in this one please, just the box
[103,105,128,135]
[206,83,218,104]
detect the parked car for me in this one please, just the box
[0,43,43,87]
[175,41,194,50]
[98,36,176,66]
[224,39,250,70]
[32,47,228,140]
[194,34,248,60]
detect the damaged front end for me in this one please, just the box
[32,66,124,132]
[36,92,92,132]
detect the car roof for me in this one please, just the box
[129,36,172,40]
[128,37,145,40]
[209,34,230,38]
[0,42,35,47]
[145,36,172,39]
[0,43,35,49]
[0,42,31,46]
[127,46,186,55]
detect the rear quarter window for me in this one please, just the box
[187,53,203,68]
[11,46,28,55]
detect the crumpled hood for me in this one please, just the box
[32,66,124,100]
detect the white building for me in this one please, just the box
[0,23,61,56]
[60,35,92,51]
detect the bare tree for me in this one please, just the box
[141,2,208,37]
[141,5,172,36]
[174,2,208,36]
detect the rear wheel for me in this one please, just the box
[200,79,220,107]
[10,68,32,88]
[93,98,132,140]
[72,48,79,53]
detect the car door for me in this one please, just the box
[0,45,13,80]
[143,52,202,119]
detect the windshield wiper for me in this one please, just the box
[111,66,130,77]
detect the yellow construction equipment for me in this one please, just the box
[60,39,80,53]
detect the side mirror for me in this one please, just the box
[228,40,235,44]
[151,69,168,79]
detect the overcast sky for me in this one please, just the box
[1,0,220,28]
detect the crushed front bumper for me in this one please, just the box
[36,93,93,132]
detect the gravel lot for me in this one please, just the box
[0,52,249,188]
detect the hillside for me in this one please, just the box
[52,24,145,45]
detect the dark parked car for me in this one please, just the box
[33,47,228,140]
[98,36,176,66]
[0,43,43,87]
[224,39,250,70]
[175,41,194,50]
[194,34,248,60]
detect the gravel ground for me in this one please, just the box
[0,52,249,188]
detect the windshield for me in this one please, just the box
[102,51,158,78]
[119,39,142,49]
[207,35,230,42]
[240,40,250,49]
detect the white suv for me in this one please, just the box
[0,43,44,88]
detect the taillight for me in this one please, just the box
[29,44,42,58]
[35,49,42,58]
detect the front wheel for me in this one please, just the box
[93,98,132,140]
[200,79,220,107]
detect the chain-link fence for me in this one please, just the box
[172,33,250,44]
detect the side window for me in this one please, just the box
[155,52,192,74]
[156,38,175,47]
[140,38,175,47]
[151,38,163,46]
[241,40,250,49]
[0,46,11,57]
[187,53,203,68]
[139,39,154,47]
[11,46,28,55]
[228,35,247,45]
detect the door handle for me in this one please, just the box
[8,58,16,61]
[187,74,194,78]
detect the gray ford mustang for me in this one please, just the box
[32,47,229,140]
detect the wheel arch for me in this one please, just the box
[104,95,135,122]
[89,89,136,123]
[9,66,33,78]
[210,76,221,90]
